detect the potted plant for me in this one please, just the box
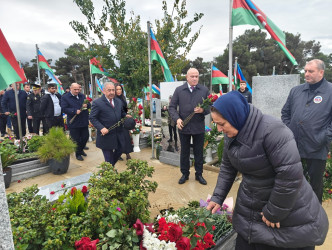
[37,127,76,174]
[0,140,18,188]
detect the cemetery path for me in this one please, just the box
[5,141,332,249]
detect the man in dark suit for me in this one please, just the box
[89,82,126,166]
[169,68,210,185]
[1,83,27,138]
[61,83,91,161]
[26,84,46,135]
[24,83,33,133]
[0,90,8,137]
[40,83,63,133]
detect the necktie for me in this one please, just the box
[110,99,114,108]
[190,86,195,92]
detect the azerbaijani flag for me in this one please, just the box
[235,63,252,93]
[0,29,27,90]
[150,28,174,82]
[90,57,110,76]
[95,77,103,92]
[38,49,64,93]
[152,84,160,95]
[232,0,298,65]
[211,66,229,85]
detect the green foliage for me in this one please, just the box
[27,135,45,153]
[321,156,332,201]
[53,188,87,215]
[217,137,225,164]
[37,127,76,162]
[144,105,150,119]
[0,139,18,168]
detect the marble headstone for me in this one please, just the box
[153,98,162,125]
[0,160,15,249]
[252,74,300,119]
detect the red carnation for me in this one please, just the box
[176,237,191,250]
[71,187,77,196]
[50,191,55,195]
[132,97,137,102]
[133,219,144,236]
[81,185,88,194]
[138,104,143,110]
[167,224,183,242]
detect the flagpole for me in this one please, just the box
[228,0,234,93]
[13,82,23,145]
[147,21,155,159]
[234,57,238,90]
[89,59,94,99]
[36,44,41,86]
[210,62,213,93]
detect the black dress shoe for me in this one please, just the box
[178,175,189,184]
[118,156,124,161]
[126,154,131,160]
[76,155,84,161]
[84,146,89,150]
[81,151,87,156]
[195,175,207,185]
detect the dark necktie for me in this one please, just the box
[110,99,114,108]
[191,86,195,92]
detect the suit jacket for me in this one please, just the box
[169,82,210,134]
[1,89,27,116]
[26,92,45,118]
[40,93,62,118]
[89,95,126,150]
[61,92,91,129]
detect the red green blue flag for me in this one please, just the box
[38,49,64,94]
[232,0,298,66]
[0,29,27,90]
[235,63,252,93]
[150,28,174,82]
[212,66,229,85]
[90,57,110,77]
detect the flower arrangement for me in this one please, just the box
[128,97,143,135]
[183,94,218,127]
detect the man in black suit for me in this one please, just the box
[40,83,63,133]
[0,90,8,137]
[1,83,27,138]
[24,83,33,133]
[169,68,210,185]
[26,84,45,135]
[61,83,91,161]
[89,82,126,166]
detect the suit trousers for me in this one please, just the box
[0,114,7,134]
[11,116,26,138]
[70,126,89,157]
[27,118,33,133]
[32,117,46,135]
[179,133,204,177]
[168,125,177,142]
[235,233,314,250]
[45,115,64,133]
[102,149,122,166]
[302,158,326,203]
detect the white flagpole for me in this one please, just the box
[36,44,41,86]
[228,0,234,93]
[147,21,155,159]
[89,59,94,99]
[234,57,238,89]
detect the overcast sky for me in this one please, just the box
[1,0,332,66]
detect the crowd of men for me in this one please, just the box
[0,82,90,161]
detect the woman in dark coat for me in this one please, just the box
[115,84,133,160]
[207,91,328,250]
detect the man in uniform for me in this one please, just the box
[26,84,45,135]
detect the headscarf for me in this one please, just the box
[212,91,250,132]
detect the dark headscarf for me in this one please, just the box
[212,91,250,132]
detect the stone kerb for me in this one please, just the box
[252,74,300,119]
[0,160,15,249]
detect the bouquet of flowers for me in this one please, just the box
[69,99,91,124]
[128,97,143,135]
[183,94,218,127]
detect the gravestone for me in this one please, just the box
[252,74,300,119]
[153,98,162,125]
[0,160,15,249]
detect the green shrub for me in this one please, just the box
[0,139,18,168]
[144,105,150,119]
[27,135,45,153]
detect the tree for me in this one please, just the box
[70,0,203,97]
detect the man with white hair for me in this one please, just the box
[89,82,127,166]
[282,59,332,203]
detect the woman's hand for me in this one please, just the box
[261,212,280,228]
[206,201,221,214]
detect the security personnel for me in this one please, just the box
[26,84,46,135]
[61,82,91,161]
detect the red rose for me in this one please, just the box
[328,189,332,194]
[167,224,183,242]
[61,183,65,188]
[17,180,21,183]
[208,94,213,99]
[176,237,191,250]
[138,104,143,110]
[75,237,91,248]
[14,113,17,116]
[71,187,77,196]
[52,207,56,211]
[81,185,88,194]
[133,219,144,236]
[212,95,218,102]
[158,217,167,232]
[212,225,216,230]
[50,191,55,195]
[86,97,93,102]
[203,232,215,246]
[75,237,99,250]
[132,97,137,102]
[138,110,143,116]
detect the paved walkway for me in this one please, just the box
[5,142,332,249]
